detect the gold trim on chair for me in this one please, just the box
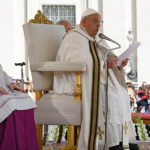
[35,90,43,150]
[62,71,82,150]
[36,124,43,150]
[76,126,81,145]
[35,90,42,100]
[75,71,82,101]
[61,126,77,150]
[29,10,54,24]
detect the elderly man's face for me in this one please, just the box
[142,82,147,90]
[82,13,101,37]
[62,22,73,32]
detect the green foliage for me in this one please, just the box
[63,125,67,137]
[46,133,50,142]
[53,125,60,141]
[132,110,147,140]
[53,125,67,141]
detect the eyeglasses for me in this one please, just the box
[86,18,104,25]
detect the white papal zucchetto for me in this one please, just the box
[81,8,99,18]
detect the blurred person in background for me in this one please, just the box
[127,84,138,111]
[138,81,147,101]
[126,82,132,87]
[56,20,73,32]
[146,104,150,113]
[138,85,150,113]
[145,104,150,137]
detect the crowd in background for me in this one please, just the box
[127,81,150,113]
[13,79,35,100]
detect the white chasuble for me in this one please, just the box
[97,41,136,148]
[0,64,37,123]
[53,25,135,150]
[54,25,105,150]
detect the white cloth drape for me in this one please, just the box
[0,64,37,123]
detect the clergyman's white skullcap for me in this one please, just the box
[81,8,99,18]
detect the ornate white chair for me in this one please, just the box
[23,11,86,150]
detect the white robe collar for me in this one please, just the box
[67,24,95,42]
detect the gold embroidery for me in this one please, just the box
[97,126,104,140]
[75,71,82,100]
[124,121,128,135]
[88,41,101,150]
[63,30,90,40]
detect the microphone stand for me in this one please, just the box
[103,42,121,150]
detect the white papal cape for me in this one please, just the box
[0,64,37,123]
[54,25,135,150]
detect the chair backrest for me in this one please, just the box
[23,23,66,90]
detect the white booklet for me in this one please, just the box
[117,41,141,66]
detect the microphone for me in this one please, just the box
[99,33,121,150]
[99,33,121,47]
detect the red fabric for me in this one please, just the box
[141,94,147,100]
[138,90,143,94]
[0,109,39,150]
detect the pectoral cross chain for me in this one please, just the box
[124,121,128,135]
[97,126,104,140]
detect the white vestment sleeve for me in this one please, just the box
[54,32,91,95]
[3,70,14,86]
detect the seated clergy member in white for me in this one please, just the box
[0,64,38,150]
[53,9,139,150]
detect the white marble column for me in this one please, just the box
[13,0,26,79]
[0,0,15,77]
[24,0,30,79]
[124,0,138,82]
[136,0,150,85]
[103,0,127,56]
[98,0,103,33]
[130,0,138,82]
[81,0,88,12]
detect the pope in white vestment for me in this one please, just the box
[54,8,138,150]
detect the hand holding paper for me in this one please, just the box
[117,41,141,66]
[121,58,129,67]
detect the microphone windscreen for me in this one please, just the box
[99,33,104,39]
[99,33,107,39]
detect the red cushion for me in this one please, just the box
[132,113,150,119]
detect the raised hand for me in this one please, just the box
[0,86,8,95]
[108,58,119,69]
